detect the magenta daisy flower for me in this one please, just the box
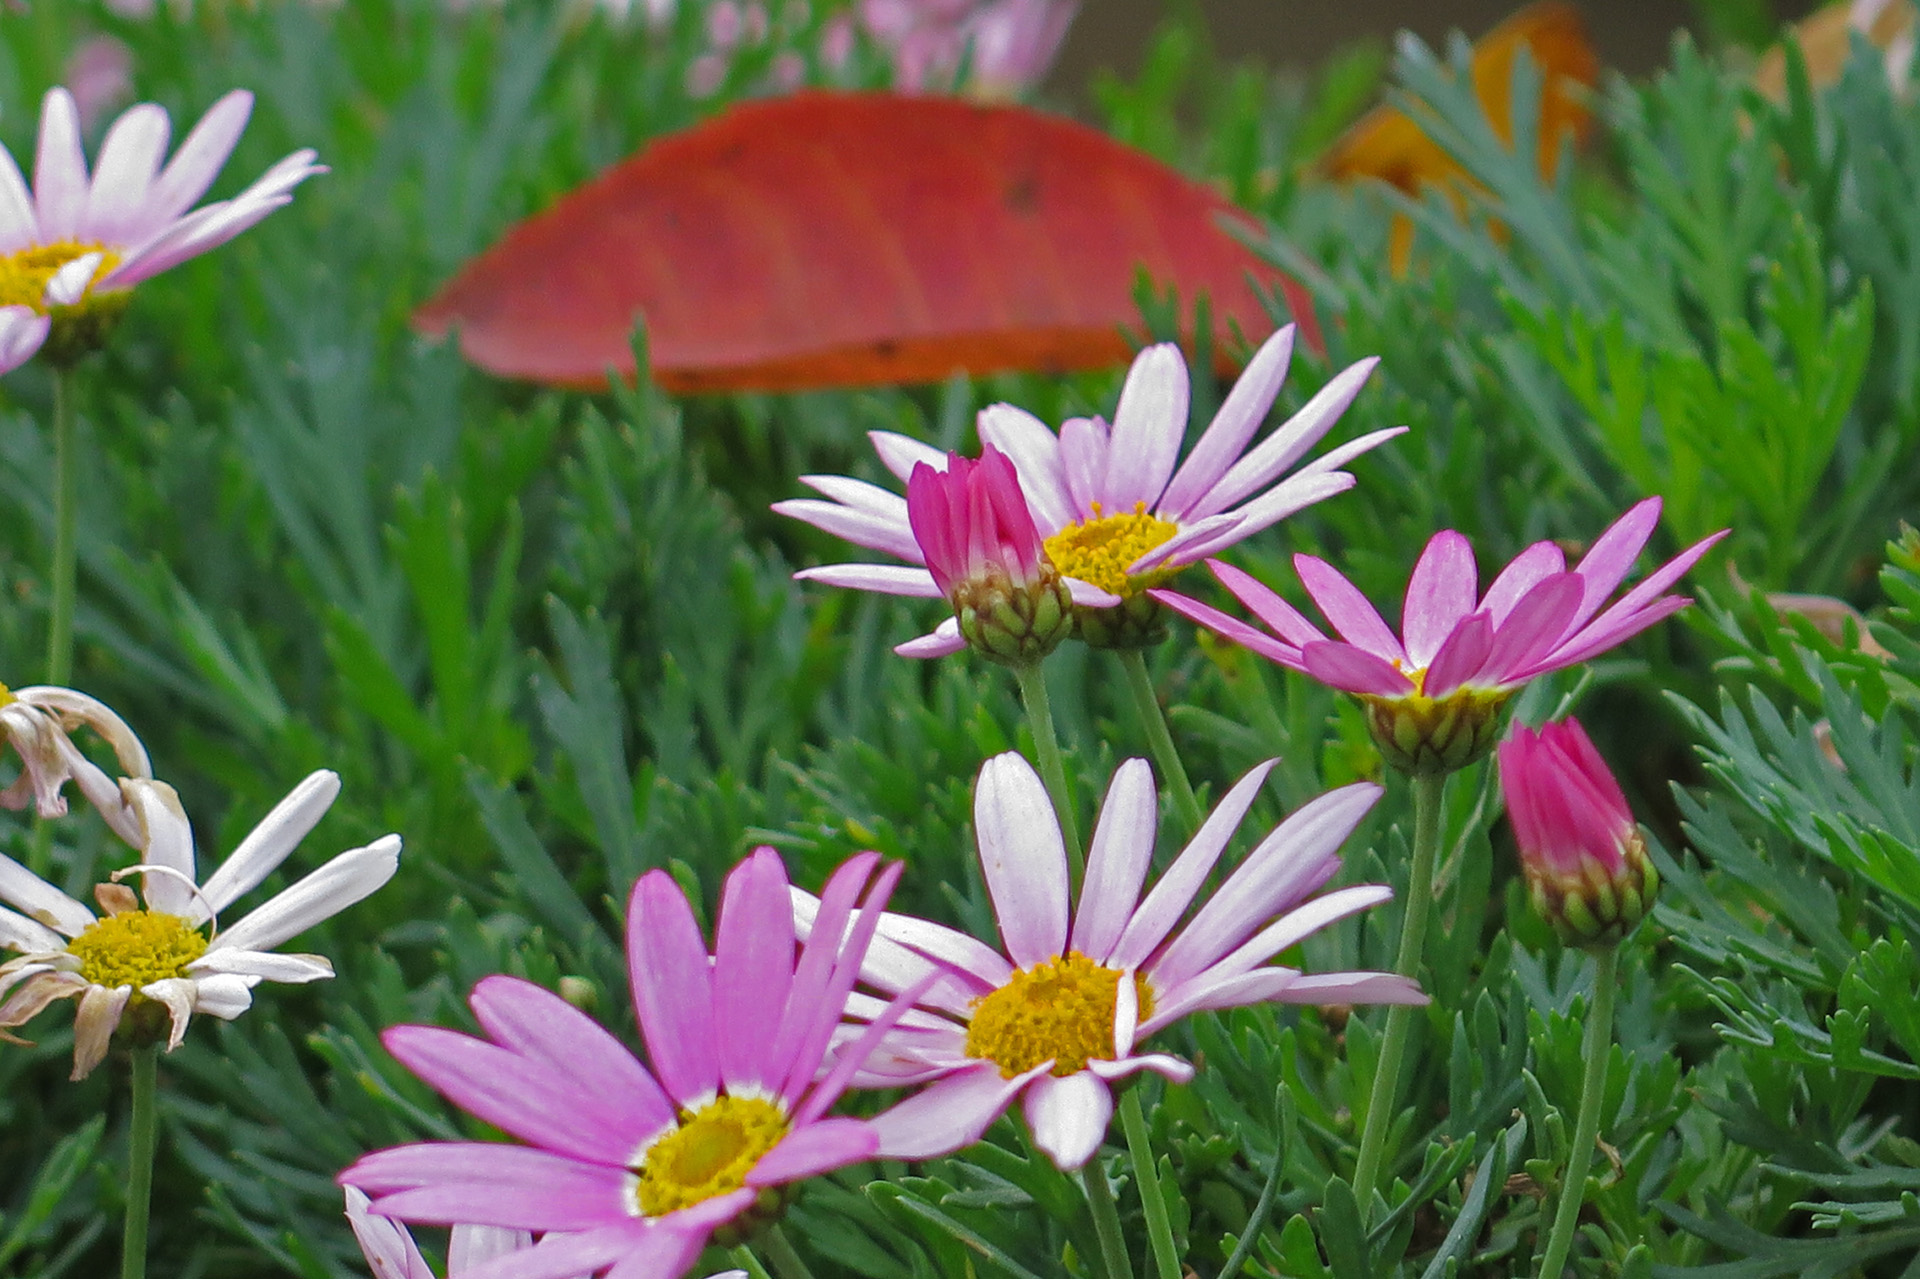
[1499,717,1656,948]
[1154,497,1728,774]
[0,86,324,371]
[341,849,929,1279]
[794,752,1425,1171]
[777,325,1403,651]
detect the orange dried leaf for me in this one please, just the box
[415,91,1319,393]
[1752,0,1915,101]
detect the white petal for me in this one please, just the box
[795,563,942,598]
[449,1222,532,1273]
[345,1186,436,1279]
[0,902,64,954]
[1103,343,1188,512]
[139,976,197,1050]
[976,403,1073,531]
[32,89,89,244]
[0,855,93,938]
[42,251,101,307]
[0,146,40,254]
[0,306,49,373]
[144,90,252,229]
[194,770,341,920]
[79,102,169,245]
[1025,1072,1114,1171]
[1187,356,1378,520]
[208,835,398,955]
[1071,759,1157,965]
[189,948,333,984]
[894,619,968,659]
[869,430,948,483]
[974,752,1069,968]
[191,971,258,1020]
[125,779,197,916]
[71,982,131,1080]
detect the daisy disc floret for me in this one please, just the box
[1155,497,1730,775]
[0,771,399,1079]
[0,86,325,371]
[342,850,932,1279]
[776,325,1402,654]
[795,752,1426,1171]
[1500,717,1657,949]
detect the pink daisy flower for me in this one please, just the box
[777,325,1401,651]
[793,752,1426,1171]
[341,850,930,1279]
[1154,497,1728,773]
[0,86,324,371]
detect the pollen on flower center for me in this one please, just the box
[0,682,13,707]
[1391,660,1430,697]
[65,909,207,990]
[1042,502,1180,598]
[0,241,118,312]
[633,1094,790,1217]
[966,951,1155,1079]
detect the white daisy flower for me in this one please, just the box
[0,682,151,844]
[0,770,398,1079]
[0,85,325,370]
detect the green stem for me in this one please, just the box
[729,1246,775,1279]
[1015,662,1083,881]
[1535,947,1618,1279]
[1119,1089,1180,1279]
[1080,1156,1135,1279]
[121,1046,159,1279]
[760,1224,817,1279]
[46,364,77,687]
[1350,771,1446,1217]
[1117,649,1203,838]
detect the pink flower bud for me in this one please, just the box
[906,447,1069,666]
[1498,717,1657,949]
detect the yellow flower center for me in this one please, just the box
[65,910,207,990]
[0,682,14,707]
[966,951,1155,1079]
[0,241,118,312]
[634,1094,791,1217]
[1042,503,1181,599]
[1391,660,1430,696]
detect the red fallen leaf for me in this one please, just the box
[415,91,1320,393]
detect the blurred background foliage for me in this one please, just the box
[0,0,1917,1276]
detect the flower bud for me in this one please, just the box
[1361,685,1512,776]
[907,447,1071,667]
[1498,717,1658,949]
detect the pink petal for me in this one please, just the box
[747,1117,877,1185]
[1301,641,1416,696]
[1149,588,1309,670]
[794,562,941,597]
[1177,471,1355,557]
[80,103,169,245]
[1140,968,1298,1035]
[779,859,903,1105]
[1124,510,1244,574]
[344,1145,630,1231]
[1189,356,1378,519]
[1564,497,1662,635]
[32,89,88,244]
[714,849,798,1096]
[1108,759,1278,971]
[1070,759,1158,965]
[1158,325,1294,519]
[1400,531,1478,670]
[382,1025,659,1165]
[467,975,658,1101]
[1279,971,1428,1005]
[976,403,1073,532]
[1210,561,1327,648]
[1150,782,1380,992]
[1294,555,1404,663]
[870,1061,1049,1160]
[1023,1071,1113,1170]
[974,752,1069,968]
[774,500,923,563]
[1420,611,1494,699]
[1479,540,1567,626]
[1103,343,1188,513]
[1474,573,1584,686]
[453,1223,643,1279]
[143,89,253,230]
[0,148,39,254]
[895,618,968,659]
[628,871,719,1107]
[869,430,948,483]
[770,853,882,1091]
[1171,884,1392,996]
[1058,416,1109,519]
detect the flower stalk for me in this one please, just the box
[1536,946,1617,1279]
[121,1044,159,1279]
[1120,1088,1181,1279]
[47,364,77,689]
[1015,662,1083,879]
[1350,770,1445,1214]
[761,1224,819,1279]
[1117,650,1202,839]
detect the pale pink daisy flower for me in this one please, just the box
[1154,497,1728,773]
[863,0,1079,96]
[794,752,1426,1171]
[341,850,932,1279]
[0,771,399,1079]
[779,325,1401,650]
[0,86,325,371]
[347,1186,554,1279]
